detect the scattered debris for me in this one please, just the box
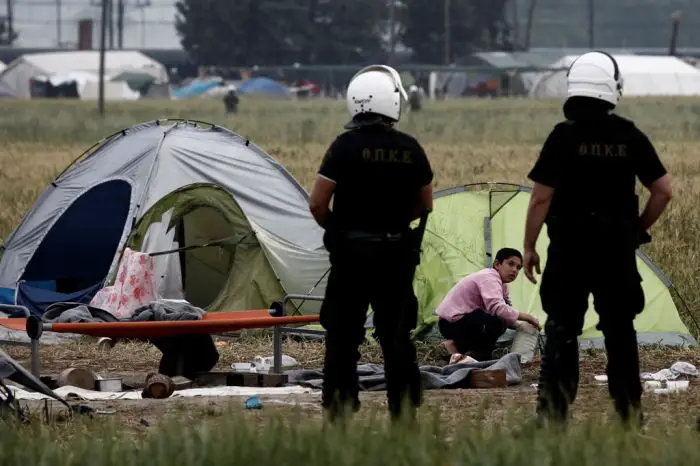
[57,367,97,390]
[96,378,123,392]
[97,337,115,351]
[94,409,116,415]
[142,373,175,399]
[644,380,690,394]
[245,396,263,409]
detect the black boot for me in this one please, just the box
[603,324,644,429]
[534,320,580,426]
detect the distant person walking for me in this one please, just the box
[223,85,239,114]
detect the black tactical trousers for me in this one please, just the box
[319,237,423,422]
[536,234,645,426]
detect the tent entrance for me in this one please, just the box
[128,184,286,312]
[20,179,132,294]
[178,206,245,309]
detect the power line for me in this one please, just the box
[13,18,174,25]
[11,0,174,7]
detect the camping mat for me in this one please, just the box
[5,384,317,401]
[285,352,522,390]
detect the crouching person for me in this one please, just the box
[436,248,541,363]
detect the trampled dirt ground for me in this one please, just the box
[3,335,700,433]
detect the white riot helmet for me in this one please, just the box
[344,64,408,129]
[566,51,624,106]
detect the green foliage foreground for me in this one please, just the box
[0,408,698,466]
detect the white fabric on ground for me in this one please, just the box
[5,384,317,401]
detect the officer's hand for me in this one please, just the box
[638,229,652,248]
[523,249,541,285]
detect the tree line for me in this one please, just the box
[174,0,513,66]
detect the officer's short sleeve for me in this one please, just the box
[318,137,344,183]
[527,124,567,188]
[632,131,667,187]
[412,142,434,187]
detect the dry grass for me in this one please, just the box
[0,97,700,452]
[0,97,698,326]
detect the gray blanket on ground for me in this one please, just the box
[285,352,522,390]
[41,300,206,324]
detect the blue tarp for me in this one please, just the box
[238,77,290,96]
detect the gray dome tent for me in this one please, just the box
[0,120,330,318]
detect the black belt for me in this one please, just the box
[343,231,405,242]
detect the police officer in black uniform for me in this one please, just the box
[522,51,673,428]
[308,65,434,423]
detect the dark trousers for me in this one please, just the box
[149,334,220,381]
[438,309,507,361]
[536,232,644,425]
[320,237,422,421]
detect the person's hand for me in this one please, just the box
[525,313,541,331]
[523,249,541,284]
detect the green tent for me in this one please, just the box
[413,182,697,348]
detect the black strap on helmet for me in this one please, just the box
[566,50,621,91]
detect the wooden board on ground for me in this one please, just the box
[194,371,288,388]
[470,369,507,389]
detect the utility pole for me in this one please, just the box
[117,0,124,49]
[107,0,113,49]
[98,0,107,116]
[444,0,450,65]
[56,0,61,46]
[588,0,595,48]
[524,0,537,49]
[669,11,682,56]
[6,0,13,45]
[388,0,396,65]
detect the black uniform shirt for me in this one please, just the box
[318,124,433,234]
[528,113,667,222]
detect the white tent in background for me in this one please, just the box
[530,54,700,99]
[0,50,168,99]
[30,71,141,101]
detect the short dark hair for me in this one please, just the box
[493,248,522,265]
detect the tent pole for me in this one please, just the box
[484,217,492,268]
[98,0,107,116]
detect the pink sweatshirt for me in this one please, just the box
[435,268,519,326]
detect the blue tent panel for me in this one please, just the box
[15,281,103,317]
[238,77,289,96]
[0,288,14,305]
[21,180,132,293]
[172,78,223,99]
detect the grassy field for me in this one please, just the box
[1,96,700,464]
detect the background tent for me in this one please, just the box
[530,54,700,99]
[0,79,15,98]
[0,51,168,99]
[238,77,290,97]
[413,183,697,348]
[0,120,329,317]
[172,77,224,100]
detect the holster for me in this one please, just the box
[546,202,642,248]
